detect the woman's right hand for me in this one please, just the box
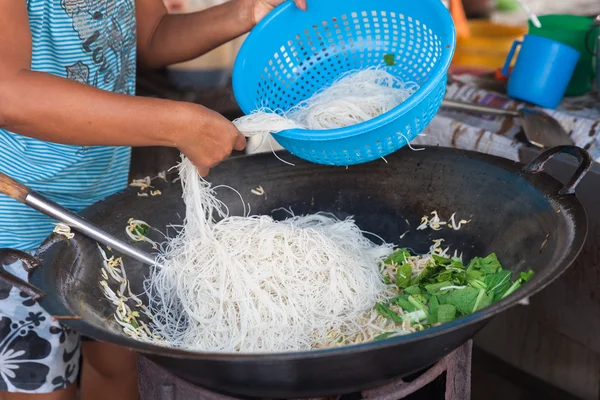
[174,105,246,176]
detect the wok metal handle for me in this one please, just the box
[0,171,162,268]
[523,146,593,195]
[0,249,45,300]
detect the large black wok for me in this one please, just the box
[0,146,591,398]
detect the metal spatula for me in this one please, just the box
[0,171,161,268]
[441,99,574,149]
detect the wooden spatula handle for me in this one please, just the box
[0,171,31,203]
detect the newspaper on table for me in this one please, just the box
[413,78,600,162]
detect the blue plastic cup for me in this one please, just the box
[502,34,580,109]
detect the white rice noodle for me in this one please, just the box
[143,157,395,353]
[233,67,420,138]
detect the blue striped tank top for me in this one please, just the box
[0,0,136,250]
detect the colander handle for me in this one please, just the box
[523,145,593,195]
[502,40,522,78]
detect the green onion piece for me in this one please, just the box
[402,310,427,323]
[376,302,403,323]
[501,280,521,299]
[396,296,416,312]
[501,270,534,300]
[468,278,487,290]
[408,295,428,312]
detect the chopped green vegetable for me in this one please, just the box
[520,270,534,282]
[396,296,416,312]
[472,288,492,313]
[424,281,455,295]
[402,310,427,323]
[383,53,396,66]
[428,296,439,324]
[408,295,428,312]
[484,269,512,301]
[376,302,403,323]
[435,270,453,283]
[405,285,422,295]
[501,269,534,299]
[385,248,411,265]
[432,254,451,265]
[436,291,451,305]
[132,223,150,236]
[378,248,534,332]
[374,332,397,341]
[396,263,412,289]
[466,268,483,282]
[414,263,441,284]
[446,287,480,315]
[481,253,501,274]
[437,304,457,323]
[411,293,428,304]
[501,280,522,299]
[468,278,487,290]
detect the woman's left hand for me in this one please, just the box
[241,0,307,26]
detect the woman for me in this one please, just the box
[0,0,305,398]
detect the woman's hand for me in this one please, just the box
[174,105,246,176]
[240,0,307,27]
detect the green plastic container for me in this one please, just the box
[496,0,520,12]
[529,15,598,96]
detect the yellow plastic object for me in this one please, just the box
[452,21,527,70]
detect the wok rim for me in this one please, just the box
[34,146,588,362]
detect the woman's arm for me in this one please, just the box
[136,0,306,68]
[0,1,244,176]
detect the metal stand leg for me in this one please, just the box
[362,340,473,400]
[445,340,472,400]
[137,341,473,400]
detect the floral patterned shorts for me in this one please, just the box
[0,252,80,393]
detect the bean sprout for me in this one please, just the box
[53,223,74,239]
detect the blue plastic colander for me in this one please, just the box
[232,0,456,166]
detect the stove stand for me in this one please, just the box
[137,341,472,400]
